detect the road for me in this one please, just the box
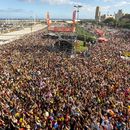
[0,24,47,45]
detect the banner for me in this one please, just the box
[73,10,76,25]
[46,12,51,26]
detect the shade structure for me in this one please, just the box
[98,37,108,43]
[95,29,104,36]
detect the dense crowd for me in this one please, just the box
[0,27,129,130]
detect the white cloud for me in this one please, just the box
[114,1,130,7]
[102,0,112,2]
[19,0,34,3]
[41,0,71,5]
[20,0,78,5]
[0,8,32,14]
[18,0,130,18]
[101,6,111,11]
[27,0,34,2]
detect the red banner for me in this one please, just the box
[46,12,51,26]
[73,10,76,25]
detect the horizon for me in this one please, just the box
[0,0,130,19]
[0,18,94,20]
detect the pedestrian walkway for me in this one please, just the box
[0,24,47,45]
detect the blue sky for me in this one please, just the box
[0,0,130,19]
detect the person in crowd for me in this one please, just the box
[0,27,129,130]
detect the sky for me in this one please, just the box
[0,0,130,19]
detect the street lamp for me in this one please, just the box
[74,5,83,22]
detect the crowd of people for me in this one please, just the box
[0,27,129,130]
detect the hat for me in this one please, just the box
[19,118,23,123]
[15,113,20,118]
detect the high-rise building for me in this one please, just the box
[95,6,101,22]
[115,9,124,21]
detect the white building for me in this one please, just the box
[101,14,115,21]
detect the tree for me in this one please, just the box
[120,14,130,20]
[103,18,117,26]
[119,14,130,29]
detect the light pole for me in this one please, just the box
[74,5,83,22]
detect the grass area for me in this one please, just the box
[76,25,92,37]
[76,25,96,42]
[74,41,88,53]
